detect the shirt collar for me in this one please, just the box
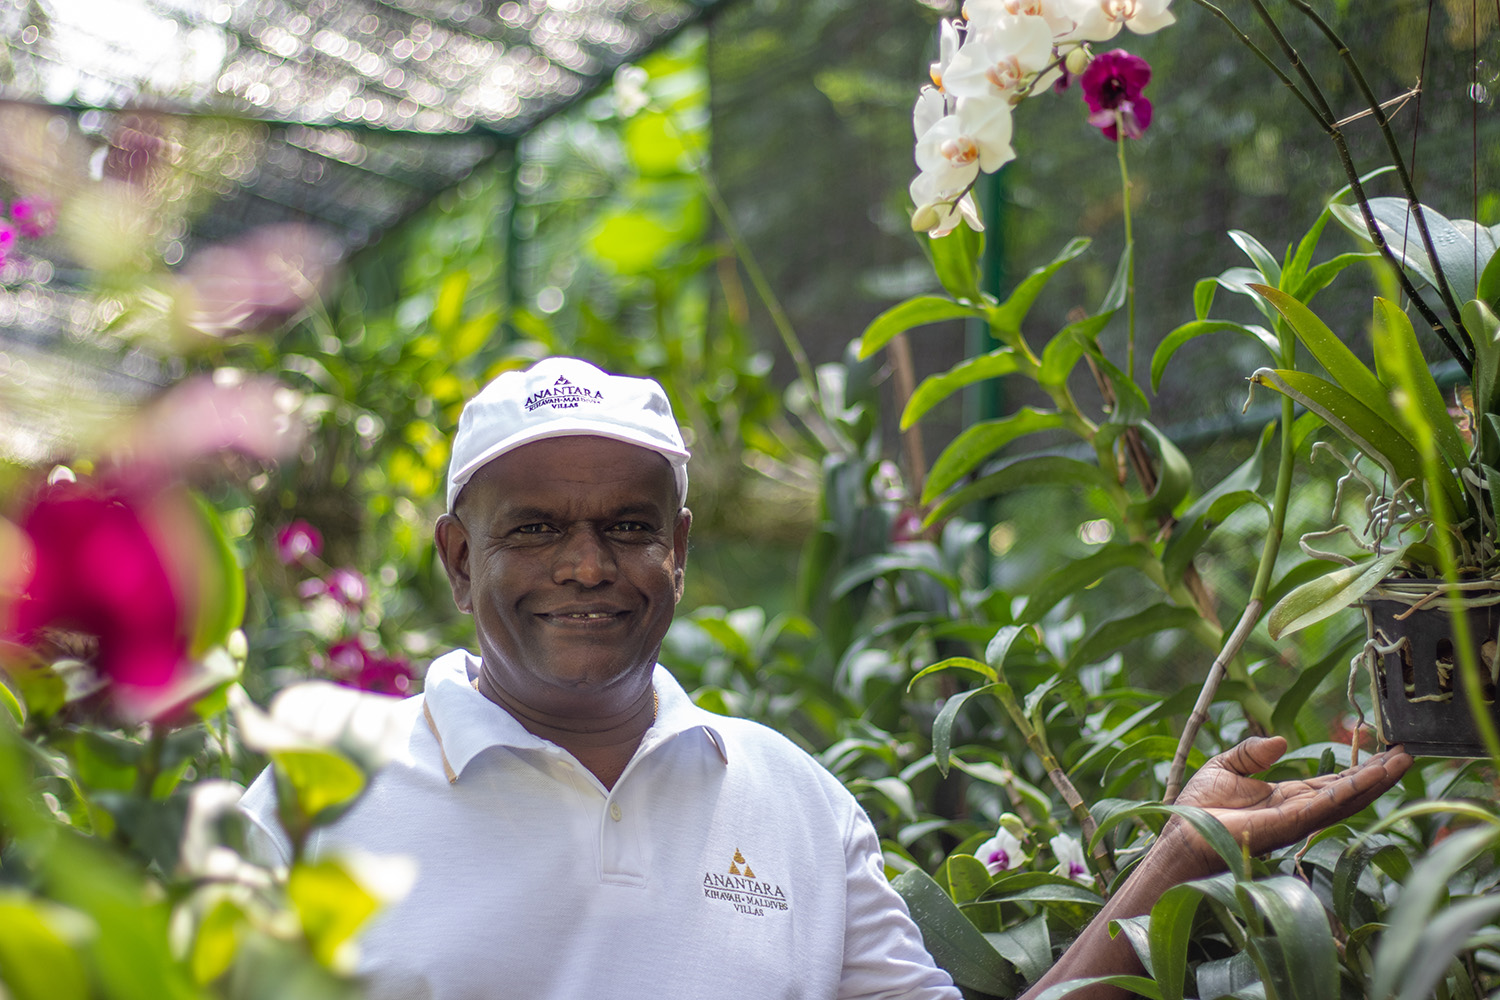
[421,650,729,783]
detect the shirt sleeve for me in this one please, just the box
[238,765,294,869]
[838,805,964,1000]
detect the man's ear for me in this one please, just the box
[672,507,692,604]
[434,513,474,614]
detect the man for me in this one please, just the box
[241,357,1410,1000]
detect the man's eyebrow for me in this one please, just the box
[493,502,667,523]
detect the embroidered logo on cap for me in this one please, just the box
[702,849,788,917]
[524,375,604,413]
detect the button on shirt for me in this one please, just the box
[239,650,960,1000]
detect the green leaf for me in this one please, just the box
[1249,367,1460,510]
[1285,204,1333,289]
[1331,197,1500,305]
[830,548,960,600]
[430,269,468,335]
[1292,251,1380,303]
[943,854,995,904]
[985,624,1038,679]
[1229,230,1282,285]
[1032,975,1164,1000]
[188,493,247,658]
[1090,347,1151,430]
[1067,604,1208,670]
[928,224,985,303]
[1479,236,1500,309]
[859,297,984,361]
[901,348,1023,428]
[1251,285,1404,430]
[923,456,1120,528]
[1151,320,1280,392]
[932,685,1000,778]
[1193,277,1217,320]
[1265,547,1409,639]
[1104,737,1206,780]
[1236,877,1340,1000]
[1390,895,1500,1000]
[1332,841,1411,928]
[1091,803,1248,880]
[909,656,997,688]
[1372,297,1469,471]
[988,236,1091,333]
[984,914,1051,986]
[1149,883,1206,1000]
[272,747,368,828]
[0,893,90,1000]
[891,867,1020,997]
[0,676,23,726]
[1021,543,1165,623]
[288,857,382,969]
[923,408,1070,503]
[1370,825,1500,1000]
[190,897,244,985]
[1130,422,1193,522]
[1162,423,1274,582]
[1039,312,1116,389]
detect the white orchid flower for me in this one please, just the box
[909,170,984,236]
[912,85,950,143]
[1049,832,1091,883]
[976,825,1026,875]
[930,18,964,91]
[1058,0,1176,43]
[943,13,1059,102]
[914,97,1015,194]
[965,0,1080,41]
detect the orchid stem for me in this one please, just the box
[1116,110,1136,384]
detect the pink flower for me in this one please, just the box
[322,637,415,696]
[7,481,186,693]
[1080,50,1153,140]
[0,220,14,267]
[10,197,55,239]
[276,521,323,565]
[325,568,367,608]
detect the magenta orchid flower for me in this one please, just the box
[276,520,323,565]
[1080,49,1153,140]
[10,197,56,240]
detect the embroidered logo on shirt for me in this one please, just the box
[524,375,604,412]
[702,849,788,917]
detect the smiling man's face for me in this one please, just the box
[436,435,689,718]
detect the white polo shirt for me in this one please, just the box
[239,650,960,1000]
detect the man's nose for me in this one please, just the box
[552,526,616,586]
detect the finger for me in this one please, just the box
[1212,735,1288,776]
[1293,750,1410,826]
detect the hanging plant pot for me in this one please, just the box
[1362,581,1500,757]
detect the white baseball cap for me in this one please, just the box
[445,357,690,513]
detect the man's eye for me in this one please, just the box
[611,521,650,533]
[514,523,552,535]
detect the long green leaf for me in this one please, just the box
[1230,230,1282,285]
[1130,422,1195,523]
[1292,251,1380,304]
[901,348,1024,429]
[984,914,1051,986]
[1021,544,1166,623]
[860,296,984,360]
[989,237,1092,333]
[909,656,997,689]
[931,685,1000,777]
[1249,367,1460,509]
[1163,490,1271,584]
[928,224,985,303]
[1149,883,1206,1000]
[1390,896,1500,1000]
[1033,975,1165,1000]
[1039,313,1116,389]
[1269,623,1363,734]
[1251,285,1404,429]
[1151,320,1280,393]
[891,867,1020,997]
[1332,841,1411,928]
[923,408,1070,503]
[1371,297,1469,471]
[1265,548,1409,639]
[1090,803,1247,881]
[1067,604,1207,670]
[1237,877,1339,1000]
[830,548,960,599]
[923,456,1121,528]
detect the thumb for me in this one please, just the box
[1213,735,1288,776]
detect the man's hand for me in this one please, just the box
[1167,735,1413,878]
[1021,736,1411,1000]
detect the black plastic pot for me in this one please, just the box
[1364,584,1500,757]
